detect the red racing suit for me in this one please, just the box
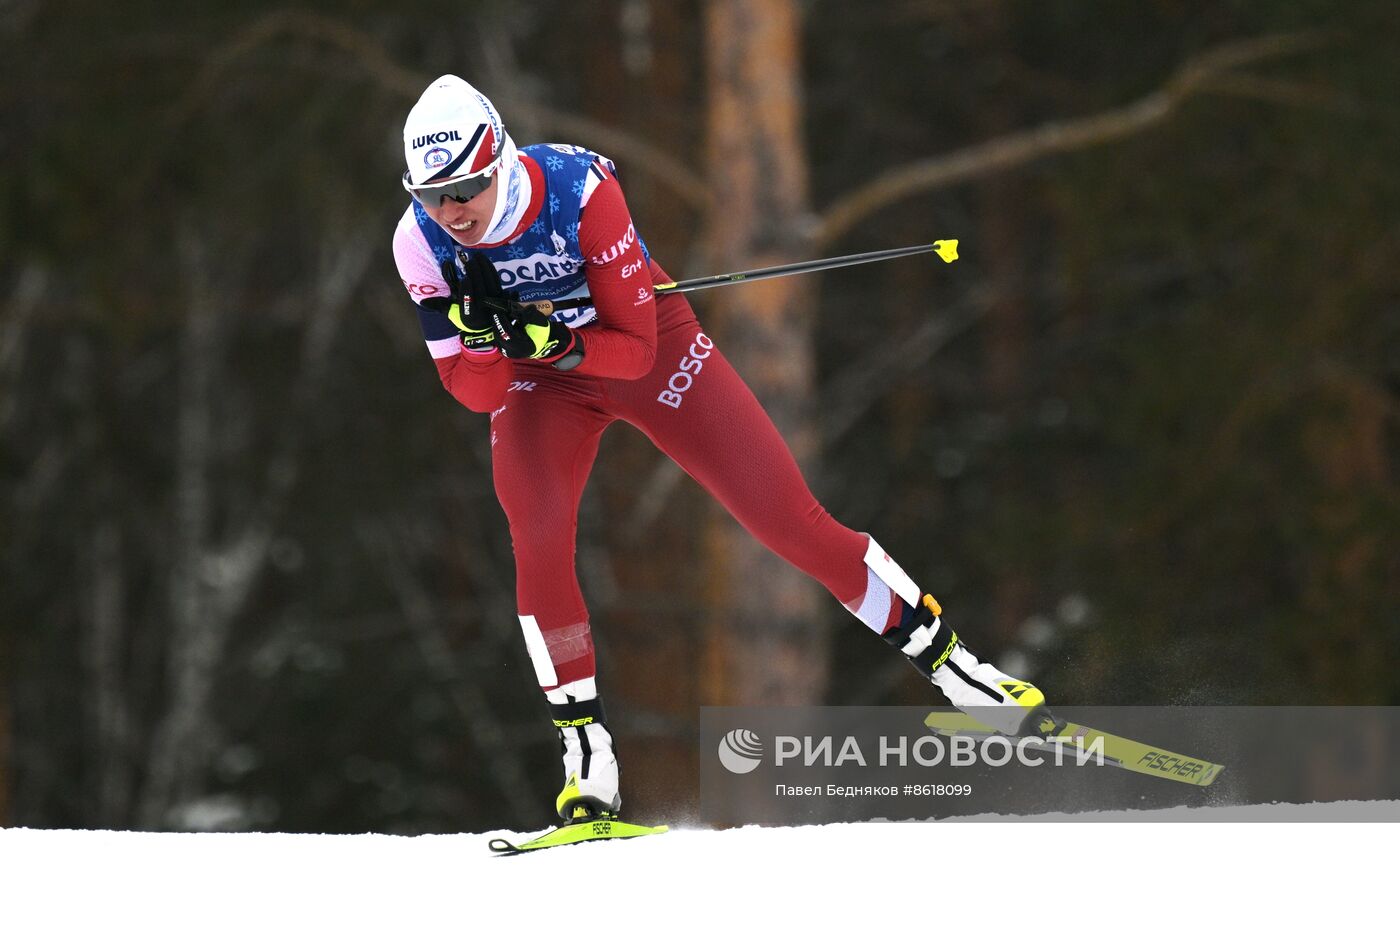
[394,151,903,689]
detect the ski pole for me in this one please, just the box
[535,240,959,313]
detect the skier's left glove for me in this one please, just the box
[488,300,585,370]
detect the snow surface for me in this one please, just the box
[1,820,1392,925]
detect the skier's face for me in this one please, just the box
[422,172,499,247]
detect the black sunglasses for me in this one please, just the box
[402,169,495,206]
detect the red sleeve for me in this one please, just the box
[574,176,658,379]
[433,349,511,413]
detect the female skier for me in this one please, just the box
[393,75,1049,826]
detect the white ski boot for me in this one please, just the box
[546,677,621,821]
[886,594,1054,736]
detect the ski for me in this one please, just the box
[924,710,1224,787]
[488,815,669,856]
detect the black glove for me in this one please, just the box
[420,252,502,351]
[489,300,584,367]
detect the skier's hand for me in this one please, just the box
[489,300,579,364]
[421,252,502,351]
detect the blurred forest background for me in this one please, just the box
[2,0,1398,833]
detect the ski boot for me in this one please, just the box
[483,678,667,854]
[489,683,667,856]
[547,678,621,822]
[885,593,1056,736]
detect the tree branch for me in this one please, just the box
[813,31,1339,248]
[135,11,708,211]
[1203,75,1363,115]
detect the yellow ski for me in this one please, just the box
[489,814,669,856]
[924,710,1224,787]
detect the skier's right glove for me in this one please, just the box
[421,251,502,351]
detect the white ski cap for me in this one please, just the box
[402,75,511,187]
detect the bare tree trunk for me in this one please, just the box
[979,96,1034,644]
[701,0,827,705]
[359,520,539,826]
[87,520,134,827]
[582,0,709,818]
[139,236,222,827]
[0,263,46,435]
[1303,365,1392,703]
[0,264,45,828]
[139,229,367,828]
[0,673,9,826]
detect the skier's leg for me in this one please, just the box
[490,380,622,816]
[607,309,1047,731]
[606,315,869,603]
